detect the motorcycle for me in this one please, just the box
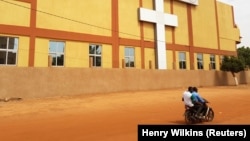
[184,99,214,124]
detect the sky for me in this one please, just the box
[217,0,250,48]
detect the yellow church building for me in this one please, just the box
[0,0,241,70]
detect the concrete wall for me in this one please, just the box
[0,67,249,99]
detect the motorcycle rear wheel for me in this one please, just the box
[185,110,196,124]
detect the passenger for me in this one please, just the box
[191,87,206,118]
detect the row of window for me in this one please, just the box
[49,41,135,68]
[0,36,135,68]
[179,52,216,70]
[0,36,216,69]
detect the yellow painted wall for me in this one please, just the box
[215,55,220,70]
[203,54,210,70]
[166,28,173,43]
[186,52,190,70]
[101,44,112,68]
[141,0,155,42]
[135,47,141,69]
[36,0,112,36]
[34,38,49,67]
[0,0,238,70]
[142,0,153,9]
[217,2,239,51]
[192,0,218,49]
[193,53,197,70]
[17,36,29,67]
[165,1,173,43]
[175,52,179,70]
[65,42,88,68]
[167,50,173,69]
[0,0,30,26]
[220,39,237,51]
[119,0,141,40]
[173,1,189,45]
[119,46,124,68]
[35,39,113,68]
[144,48,155,69]
[66,43,112,68]
[143,23,155,42]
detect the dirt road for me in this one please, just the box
[0,85,249,141]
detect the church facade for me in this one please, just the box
[0,0,240,70]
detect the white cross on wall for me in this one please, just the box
[139,0,178,69]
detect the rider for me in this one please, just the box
[191,87,206,118]
[182,86,194,108]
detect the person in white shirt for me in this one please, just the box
[182,86,194,107]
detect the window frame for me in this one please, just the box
[49,40,65,67]
[89,44,102,67]
[0,36,18,66]
[210,54,216,70]
[178,52,186,69]
[124,47,135,68]
[197,53,204,70]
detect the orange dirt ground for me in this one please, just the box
[0,85,250,141]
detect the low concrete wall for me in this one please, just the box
[0,67,249,98]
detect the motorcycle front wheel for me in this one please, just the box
[205,108,214,122]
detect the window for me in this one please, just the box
[0,36,18,65]
[210,55,216,70]
[197,53,203,69]
[89,44,102,67]
[179,52,186,69]
[125,47,135,68]
[49,41,65,66]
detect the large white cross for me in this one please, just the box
[139,0,178,70]
[178,0,199,6]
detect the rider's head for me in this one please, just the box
[188,86,193,92]
[192,87,198,92]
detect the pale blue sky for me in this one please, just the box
[218,0,250,48]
